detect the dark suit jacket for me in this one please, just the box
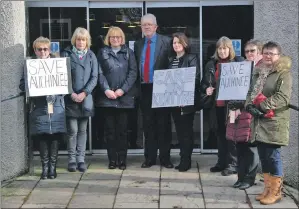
[134,34,171,81]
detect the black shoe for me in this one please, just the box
[233,181,242,188]
[239,182,253,190]
[78,162,87,172]
[161,159,174,169]
[141,160,156,168]
[109,161,117,169]
[221,169,237,176]
[175,164,181,170]
[118,161,126,170]
[210,165,224,172]
[68,162,77,172]
[179,162,191,172]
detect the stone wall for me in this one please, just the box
[254,0,299,189]
[0,1,27,181]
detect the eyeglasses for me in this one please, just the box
[245,49,256,54]
[141,23,155,27]
[36,48,49,52]
[262,52,280,56]
[109,36,121,40]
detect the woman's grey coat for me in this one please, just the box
[61,46,98,118]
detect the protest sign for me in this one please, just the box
[216,61,253,100]
[152,67,196,108]
[25,57,72,97]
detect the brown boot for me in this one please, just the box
[255,173,270,201]
[260,176,282,205]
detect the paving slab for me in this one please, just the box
[74,180,119,195]
[67,194,115,208]
[1,195,27,208]
[82,169,122,180]
[160,194,205,208]
[114,202,159,208]
[22,203,66,208]
[115,187,159,203]
[2,180,38,196]
[203,186,250,208]
[36,174,81,189]
[24,188,74,205]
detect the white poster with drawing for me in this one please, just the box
[216,61,253,100]
[152,67,196,108]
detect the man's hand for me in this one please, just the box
[246,104,264,118]
[77,92,87,103]
[115,89,124,98]
[105,90,117,99]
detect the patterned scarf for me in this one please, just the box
[250,64,275,102]
[72,46,88,59]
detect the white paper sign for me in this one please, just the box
[129,41,135,51]
[217,61,253,100]
[26,58,71,97]
[152,67,196,108]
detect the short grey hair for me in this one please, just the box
[141,13,157,25]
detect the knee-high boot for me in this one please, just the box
[39,140,49,180]
[48,139,59,179]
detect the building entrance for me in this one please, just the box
[26,1,253,155]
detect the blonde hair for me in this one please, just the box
[104,26,126,46]
[71,27,91,49]
[33,36,51,50]
[212,36,235,61]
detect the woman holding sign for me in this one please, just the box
[61,27,98,173]
[245,42,292,205]
[228,40,263,190]
[96,27,137,170]
[200,36,244,176]
[168,32,200,172]
[19,36,66,180]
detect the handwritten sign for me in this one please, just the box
[25,57,72,97]
[152,67,196,108]
[216,61,253,100]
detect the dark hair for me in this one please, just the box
[262,41,282,54]
[171,32,190,56]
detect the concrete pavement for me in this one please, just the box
[2,155,298,208]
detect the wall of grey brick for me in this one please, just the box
[0,1,28,181]
[254,0,299,189]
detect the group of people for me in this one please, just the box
[20,13,292,206]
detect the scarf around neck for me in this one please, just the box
[250,64,275,102]
[72,46,88,59]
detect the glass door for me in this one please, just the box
[146,1,201,153]
[88,2,143,154]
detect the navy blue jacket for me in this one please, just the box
[19,55,66,135]
[96,45,138,108]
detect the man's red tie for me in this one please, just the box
[144,39,151,83]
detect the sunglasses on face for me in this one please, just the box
[36,48,49,52]
[245,49,256,54]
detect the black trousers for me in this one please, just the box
[172,108,195,160]
[236,143,259,184]
[215,107,237,171]
[102,108,128,162]
[140,84,172,162]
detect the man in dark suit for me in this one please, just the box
[134,13,173,168]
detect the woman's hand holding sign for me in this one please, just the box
[206,87,215,96]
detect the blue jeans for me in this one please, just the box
[66,117,88,163]
[257,142,283,177]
